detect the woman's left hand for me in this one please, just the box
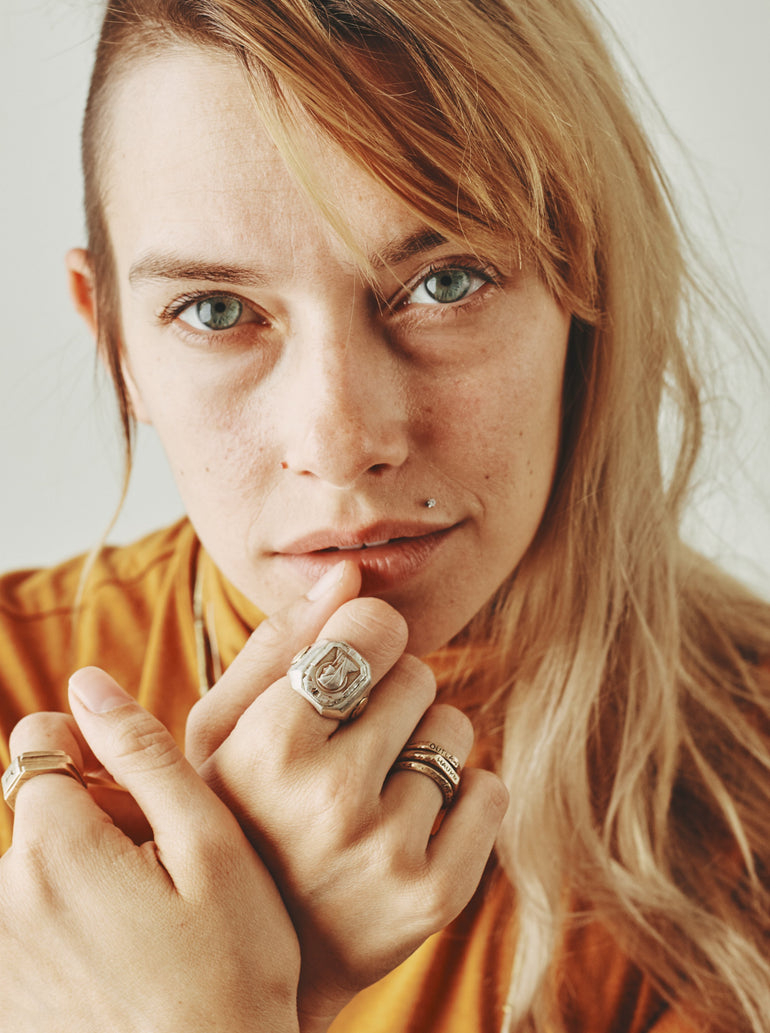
[186,574,508,1032]
[2,676,302,1033]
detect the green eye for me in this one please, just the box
[424,269,473,303]
[177,295,245,331]
[194,296,243,329]
[407,266,489,306]
[170,292,268,339]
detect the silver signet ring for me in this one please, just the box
[288,640,372,721]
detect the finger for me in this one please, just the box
[426,768,509,911]
[331,653,440,781]
[186,559,361,766]
[7,712,151,843]
[10,712,137,793]
[200,597,413,814]
[7,711,119,854]
[382,703,474,838]
[68,667,251,890]
[9,711,89,772]
[213,595,410,761]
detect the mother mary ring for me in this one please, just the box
[288,639,372,721]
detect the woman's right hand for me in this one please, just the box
[186,562,509,1032]
[0,673,301,1033]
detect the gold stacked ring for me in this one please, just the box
[408,741,461,770]
[397,742,461,786]
[2,750,87,811]
[391,741,463,808]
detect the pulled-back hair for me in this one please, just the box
[81,1,770,1029]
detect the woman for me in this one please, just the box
[1,1,768,1031]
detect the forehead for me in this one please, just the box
[103,44,419,272]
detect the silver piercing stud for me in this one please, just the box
[425,498,437,509]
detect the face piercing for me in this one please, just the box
[425,498,437,508]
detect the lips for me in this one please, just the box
[274,520,457,592]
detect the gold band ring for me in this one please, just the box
[391,740,463,808]
[407,741,461,771]
[391,758,457,806]
[396,747,461,786]
[2,751,87,811]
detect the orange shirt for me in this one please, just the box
[0,520,700,1032]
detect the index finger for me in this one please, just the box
[186,559,361,766]
[200,596,421,807]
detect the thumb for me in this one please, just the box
[69,667,243,881]
[186,559,361,767]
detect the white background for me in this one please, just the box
[1,0,768,595]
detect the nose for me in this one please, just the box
[280,326,409,487]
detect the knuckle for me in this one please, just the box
[413,868,462,930]
[246,600,314,668]
[8,711,72,755]
[184,697,204,740]
[478,769,510,815]
[458,768,509,822]
[317,763,367,818]
[10,824,52,871]
[424,703,474,753]
[334,597,409,654]
[185,697,213,757]
[180,816,243,880]
[107,710,181,774]
[393,653,437,704]
[248,612,287,653]
[299,760,371,840]
[232,616,299,689]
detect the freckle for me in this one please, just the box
[280,461,288,470]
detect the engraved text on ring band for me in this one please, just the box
[391,741,462,808]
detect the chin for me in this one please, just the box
[366,594,472,659]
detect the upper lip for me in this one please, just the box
[275,520,454,554]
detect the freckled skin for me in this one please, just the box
[93,46,570,656]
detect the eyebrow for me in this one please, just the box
[127,228,451,289]
[372,229,449,268]
[128,253,270,290]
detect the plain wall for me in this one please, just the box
[2,0,768,594]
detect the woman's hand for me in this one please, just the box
[186,563,509,1031]
[1,672,301,1033]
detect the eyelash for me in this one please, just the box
[391,260,499,312]
[157,259,500,336]
[158,291,256,326]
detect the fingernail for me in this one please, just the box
[69,667,131,714]
[306,561,346,601]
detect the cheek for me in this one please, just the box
[425,356,564,499]
[417,295,568,481]
[129,356,276,492]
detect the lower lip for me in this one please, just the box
[277,527,456,593]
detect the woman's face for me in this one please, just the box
[89,46,570,655]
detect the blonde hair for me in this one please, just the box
[82,1,770,1029]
